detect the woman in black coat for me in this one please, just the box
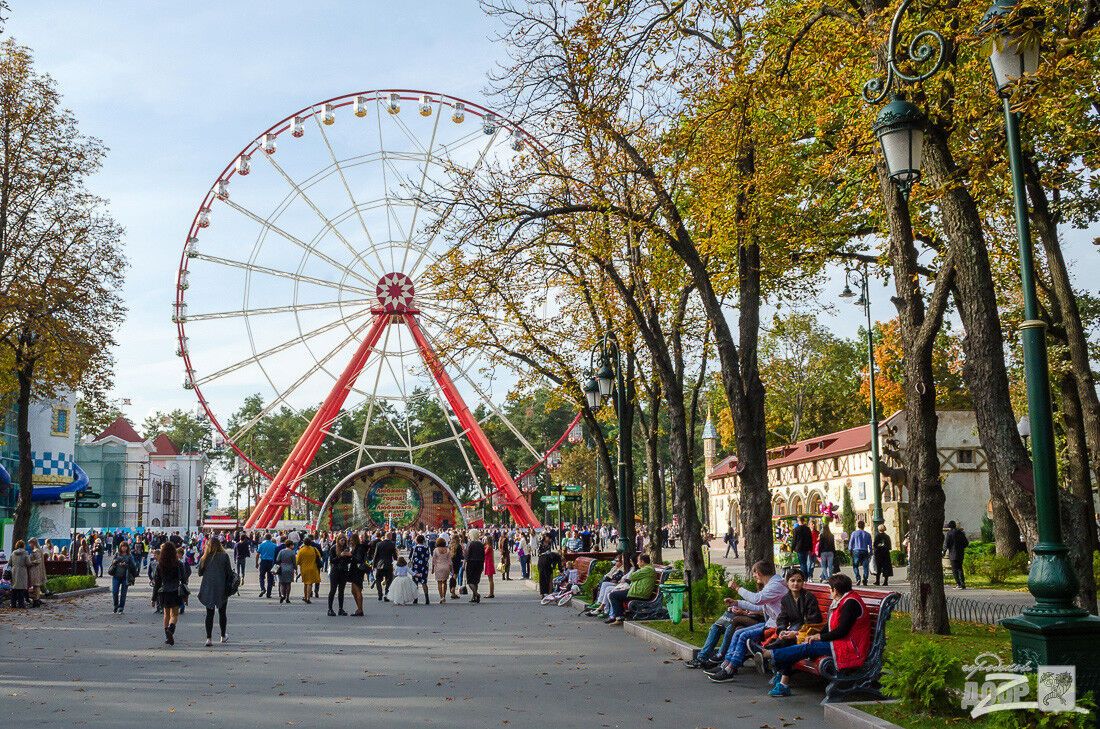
[197,538,236,646]
[872,525,893,586]
[465,530,485,603]
[152,542,183,645]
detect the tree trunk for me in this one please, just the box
[924,127,1036,553]
[642,377,664,564]
[618,348,637,550]
[1058,371,1099,557]
[13,363,35,544]
[878,163,951,635]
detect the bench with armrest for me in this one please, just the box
[623,566,673,621]
[572,557,598,589]
[795,584,901,703]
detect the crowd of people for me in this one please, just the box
[762,517,895,587]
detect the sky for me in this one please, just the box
[7,2,1099,502]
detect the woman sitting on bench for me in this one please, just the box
[760,573,871,697]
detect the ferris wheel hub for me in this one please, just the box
[374,272,416,313]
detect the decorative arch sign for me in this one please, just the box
[317,462,466,532]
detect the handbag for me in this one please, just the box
[796,622,825,644]
[228,570,242,596]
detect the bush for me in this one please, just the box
[45,574,97,593]
[890,548,907,567]
[834,550,849,567]
[966,552,1028,583]
[985,680,1095,729]
[980,515,995,543]
[881,642,963,716]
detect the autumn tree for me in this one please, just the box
[0,40,127,542]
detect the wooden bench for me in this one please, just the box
[795,584,901,704]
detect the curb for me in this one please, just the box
[822,701,902,729]
[51,586,109,600]
[622,620,696,661]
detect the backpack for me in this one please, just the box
[227,568,242,597]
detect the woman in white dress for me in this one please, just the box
[387,556,420,605]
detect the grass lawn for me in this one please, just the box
[643,611,1013,729]
[959,573,1029,591]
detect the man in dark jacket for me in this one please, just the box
[790,517,813,578]
[943,521,969,589]
[372,532,398,601]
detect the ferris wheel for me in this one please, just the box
[173,89,565,529]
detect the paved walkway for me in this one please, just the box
[1,570,828,729]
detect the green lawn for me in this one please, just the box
[958,573,1030,591]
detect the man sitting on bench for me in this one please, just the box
[605,554,657,626]
[760,573,872,697]
[706,560,787,682]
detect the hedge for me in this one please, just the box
[45,574,97,593]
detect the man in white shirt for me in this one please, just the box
[707,561,788,682]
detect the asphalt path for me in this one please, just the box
[1,570,828,729]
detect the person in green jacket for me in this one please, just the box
[605,555,657,625]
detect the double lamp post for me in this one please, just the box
[867,0,1099,684]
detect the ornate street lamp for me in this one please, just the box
[840,263,884,532]
[588,335,633,558]
[861,0,945,198]
[977,0,1100,687]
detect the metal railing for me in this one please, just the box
[895,591,1021,625]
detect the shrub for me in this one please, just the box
[980,515,995,543]
[881,642,963,716]
[966,552,1028,583]
[45,574,97,593]
[985,680,1095,729]
[890,548,907,567]
[834,550,849,567]
[841,486,856,534]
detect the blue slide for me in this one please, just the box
[31,463,90,502]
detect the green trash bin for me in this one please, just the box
[661,583,687,624]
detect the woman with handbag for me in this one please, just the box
[152,542,183,645]
[108,541,138,614]
[347,533,367,616]
[198,537,236,646]
[327,535,352,616]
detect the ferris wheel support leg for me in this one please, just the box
[245,313,390,529]
[403,313,542,528]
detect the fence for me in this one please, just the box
[895,591,1021,625]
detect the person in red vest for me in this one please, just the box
[759,573,871,697]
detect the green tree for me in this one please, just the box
[841,485,856,536]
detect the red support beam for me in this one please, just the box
[246,313,389,528]
[403,313,541,528]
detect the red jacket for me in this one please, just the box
[828,591,872,670]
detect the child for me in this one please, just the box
[387,556,420,605]
[541,561,581,606]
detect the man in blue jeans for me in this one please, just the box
[848,521,872,586]
[706,560,787,681]
[256,533,278,598]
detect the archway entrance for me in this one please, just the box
[316,462,468,532]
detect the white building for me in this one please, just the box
[703,410,993,544]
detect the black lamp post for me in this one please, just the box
[977,0,1100,691]
[839,264,884,533]
[585,335,633,559]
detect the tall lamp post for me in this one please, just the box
[585,335,633,558]
[840,264,884,532]
[977,0,1100,683]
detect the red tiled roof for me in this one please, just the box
[151,433,180,456]
[95,417,144,443]
[709,422,876,480]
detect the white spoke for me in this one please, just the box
[187,298,371,322]
[355,324,394,469]
[260,134,381,282]
[190,253,373,296]
[195,310,370,386]
[400,96,443,272]
[313,115,378,253]
[221,197,376,289]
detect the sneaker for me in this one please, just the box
[684,657,710,669]
[704,664,729,676]
[768,683,791,697]
[220,635,228,644]
[338,610,348,616]
[328,609,337,616]
[707,668,738,683]
[747,641,766,674]
[770,672,782,688]
[612,618,623,625]
[204,638,213,647]
[604,617,617,624]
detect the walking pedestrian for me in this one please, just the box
[197,537,235,646]
[275,540,297,603]
[296,536,321,604]
[152,542,182,645]
[498,533,511,580]
[817,522,836,582]
[790,516,813,578]
[465,529,485,603]
[516,532,530,580]
[872,525,893,586]
[256,533,277,598]
[483,535,496,598]
[373,532,398,602]
[943,520,969,590]
[847,521,872,586]
[410,534,431,605]
[449,536,464,599]
[27,538,45,608]
[348,533,367,616]
[431,537,451,604]
[327,535,351,616]
[108,541,138,613]
[234,533,251,582]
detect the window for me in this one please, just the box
[152,479,162,504]
[51,407,70,436]
[432,490,444,505]
[858,481,867,500]
[958,449,974,465]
